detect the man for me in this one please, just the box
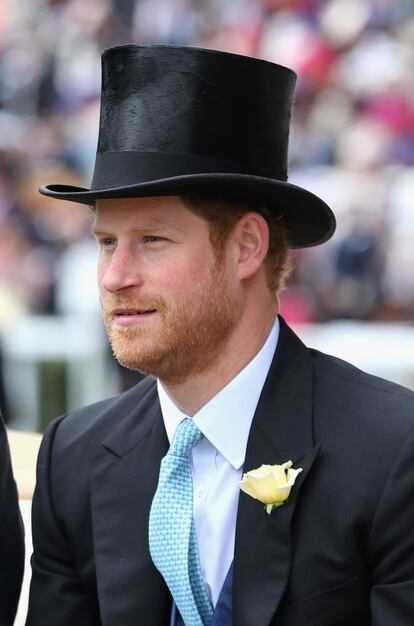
[26,45,414,625]
[0,412,24,626]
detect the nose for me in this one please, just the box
[100,246,144,293]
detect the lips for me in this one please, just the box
[113,308,156,316]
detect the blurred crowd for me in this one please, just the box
[1,0,414,327]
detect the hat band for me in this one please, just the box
[90,151,286,190]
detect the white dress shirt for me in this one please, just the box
[157,318,279,607]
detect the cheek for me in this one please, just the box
[165,254,215,294]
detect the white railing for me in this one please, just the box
[294,321,414,391]
[1,314,118,432]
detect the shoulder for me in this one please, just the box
[0,414,9,466]
[310,347,414,458]
[38,375,158,463]
[311,347,414,407]
[0,413,15,488]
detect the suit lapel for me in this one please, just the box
[89,380,172,626]
[234,318,320,626]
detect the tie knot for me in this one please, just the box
[169,418,203,458]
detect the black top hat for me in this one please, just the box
[40,44,335,248]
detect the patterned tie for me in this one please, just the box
[149,418,214,626]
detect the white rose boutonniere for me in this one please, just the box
[240,460,303,514]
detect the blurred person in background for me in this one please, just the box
[25,44,414,626]
[0,411,24,626]
[1,0,414,329]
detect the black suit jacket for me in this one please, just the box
[26,319,414,625]
[0,413,24,626]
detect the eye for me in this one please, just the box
[143,235,166,243]
[97,237,116,248]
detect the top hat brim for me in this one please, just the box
[39,173,335,249]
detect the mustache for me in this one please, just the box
[101,294,167,316]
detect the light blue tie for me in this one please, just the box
[149,418,214,626]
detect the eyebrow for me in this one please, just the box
[90,224,178,236]
[90,228,112,237]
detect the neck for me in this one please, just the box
[159,310,277,416]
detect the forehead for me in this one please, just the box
[93,196,204,231]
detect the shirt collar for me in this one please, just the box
[157,317,279,470]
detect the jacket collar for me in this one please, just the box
[233,316,320,626]
[89,379,172,626]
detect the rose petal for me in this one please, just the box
[269,484,292,503]
[245,464,276,479]
[271,465,289,485]
[240,461,302,506]
[240,472,278,503]
[286,467,303,484]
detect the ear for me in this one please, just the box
[232,212,269,281]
